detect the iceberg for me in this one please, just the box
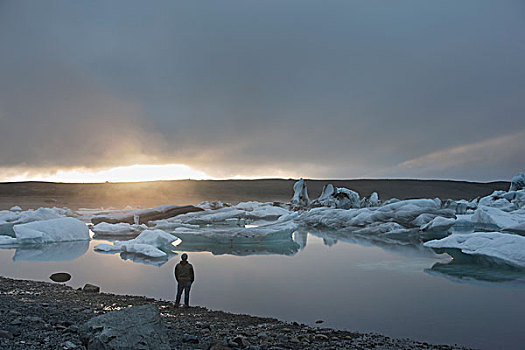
[91,222,147,236]
[91,205,203,225]
[94,229,177,258]
[13,217,90,244]
[424,232,525,268]
[172,220,298,245]
[291,178,310,209]
[420,216,456,232]
[0,235,17,245]
[471,206,525,230]
[311,184,361,209]
[510,172,525,191]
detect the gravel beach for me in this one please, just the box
[0,276,471,350]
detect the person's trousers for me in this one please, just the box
[175,281,192,306]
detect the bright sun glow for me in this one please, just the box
[5,164,211,183]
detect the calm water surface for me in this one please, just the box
[1,231,524,350]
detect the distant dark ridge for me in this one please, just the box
[0,179,509,210]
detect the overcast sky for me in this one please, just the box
[0,0,523,181]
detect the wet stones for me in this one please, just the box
[50,272,71,283]
[82,283,100,293]
[79,304,170,350]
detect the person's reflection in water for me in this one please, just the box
[174,253,195,307]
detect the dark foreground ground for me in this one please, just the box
[0,179,509,210]
[0,276,470,350]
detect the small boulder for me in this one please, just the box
[82,284,100,293]
[50,272,71,283]
[0,330,13,339]
[79,304,170,350]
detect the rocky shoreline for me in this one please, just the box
[0,276,471,350]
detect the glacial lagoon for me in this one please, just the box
[1,230,524,350]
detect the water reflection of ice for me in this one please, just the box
[175,239,301,257]
[426,262,525,287]
[12,240,89,262]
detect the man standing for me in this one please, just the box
[174,253,194,307]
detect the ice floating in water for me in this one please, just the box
[510,172,525,192]
[0,235,17,245]
[0,207,74,236]
[12,240,89,262]
[10,206,22,212]
[91,222,147,236]
[172,220,298,245]
[291,178,310,209]
[14,217,90,244]
[91,205,203,225]
[420,216,456,231]
[424,232,525,268]
[471,206,525,230]
[311,184,361,209]
[94,229,177,258]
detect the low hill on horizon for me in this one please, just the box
[0,178,509,210]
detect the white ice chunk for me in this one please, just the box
[312,184,360,209]
[14,217,90,244]
[471,206,525,229]
[119,243,167,258]
[91,222,147,236]
[94,229,176,258]
[0,235,17,245]
[424,232,525,268]
[291,178,310,209]
[172,220,298,245]
[510,172,525,191]
[10,206,22,212]
[420,216,456,231]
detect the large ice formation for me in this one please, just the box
[172,219,298,245]
[13,217,90,244]
[424,232,525,268]
[509,173,525,191]
[94,229,177,258]
[91,205,203,225]
[311,184,361,209]
[291,178,310,209]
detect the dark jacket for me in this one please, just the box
[175,261,194,283]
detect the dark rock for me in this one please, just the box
[208,344,232,350]
[0,330,13,340]
[79,304,170,350]
[83,283,100,293]
[50,272,71,283]
[315,319,324,324]
[232,335,250,348]
[182,333,199,343]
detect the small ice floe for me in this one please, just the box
[420,216,456,232]
[14,217,90,244]
[0,235,17,245]
[10,206,22,212]
[91,222,147,237]
[94,229,177,258]
[424,232,525,269]
[0,207,74,236]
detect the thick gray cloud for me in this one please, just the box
[0,0,524,181]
